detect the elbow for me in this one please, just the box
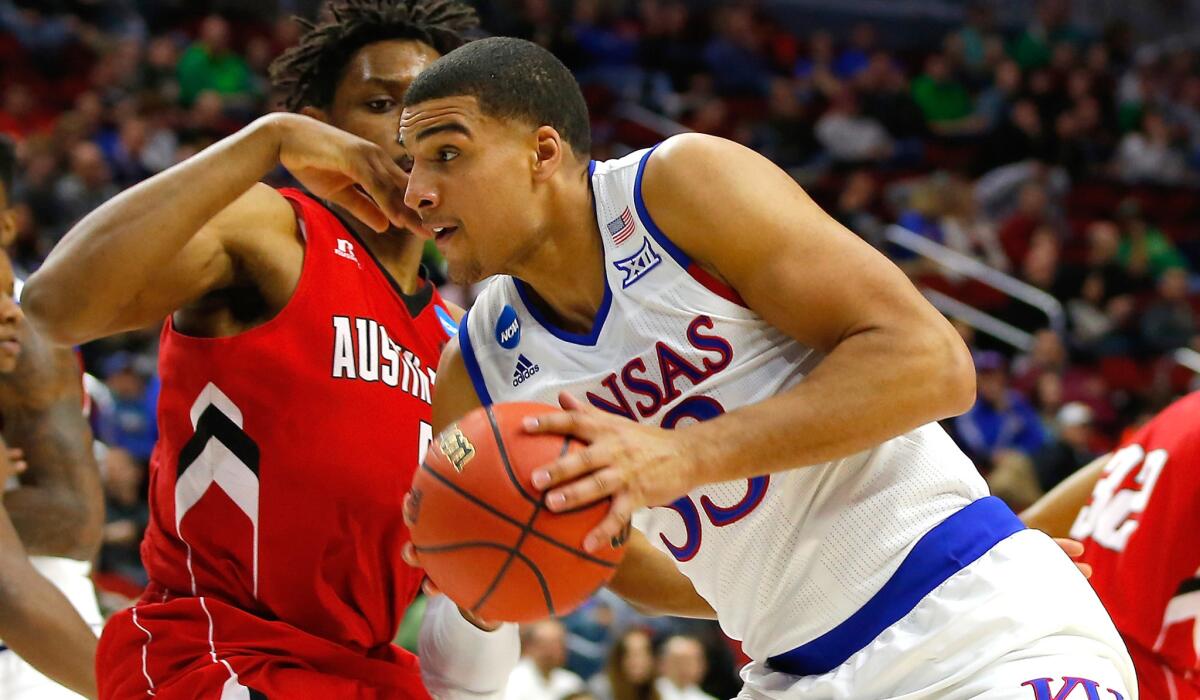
[20,273,93,346]
[937,328,977,418]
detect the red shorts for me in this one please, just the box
[97,597,432,700]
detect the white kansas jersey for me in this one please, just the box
[457,146,990,666]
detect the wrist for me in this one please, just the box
[676,418,722,490]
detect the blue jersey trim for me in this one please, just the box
[457,309,494,406]
[633,143,691,269]
[589,159,597,178]
[512,276,613,347]
[767,496,1025,678]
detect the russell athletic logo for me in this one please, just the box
[512,354,540,387]
[496,305,521,349]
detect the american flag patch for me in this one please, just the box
[606,207,636,245]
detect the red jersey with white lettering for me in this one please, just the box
[1071,390,1200,700]
[96,189,457,699]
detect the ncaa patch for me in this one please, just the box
[434,305,459,337]
[495,304,521,349]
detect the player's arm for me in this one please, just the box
[1,337,102,559]
[0,439,98,700]
[1021,453,1111,539]
[607,529,715,619]
[529,134,975,551]
[22,113,415,345]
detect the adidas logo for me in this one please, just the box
[512,354,540,387]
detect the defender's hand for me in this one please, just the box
[268,113,423,234]
[401,493,500,631]
[524,392,699,553]
[1052,537,1093,579]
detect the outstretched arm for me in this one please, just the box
[23,113,415,345]
[0,439,97,699]
[529,134,975,551]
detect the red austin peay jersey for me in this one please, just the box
[96,189,457,699]
[1072,390,1200,700]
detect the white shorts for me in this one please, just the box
[0,556,102,700]
[736,530,1136,700]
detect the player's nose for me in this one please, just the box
[0,297,22,325]
[403,168,440,212]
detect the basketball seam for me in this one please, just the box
[484,404,541,506]
[412,541,555,616]
[468,437,573,614]
[471,501,545,614]
[418,461,618,569]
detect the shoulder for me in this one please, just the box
[211,183,298,255]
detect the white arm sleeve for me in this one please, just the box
[419,595,520,699]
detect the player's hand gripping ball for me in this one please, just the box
[408,402,628,623]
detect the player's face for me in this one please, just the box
[400,96,546,285]
[0,252,23,373]
[320,39,441,176]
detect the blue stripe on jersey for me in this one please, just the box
[457,309,494,406]
[767,496,1025,677]
[633,142,691,269]
[512,277,613,347]
[589,159,597,178]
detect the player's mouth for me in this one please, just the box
[0,335,20,358]
[429,224,460,247]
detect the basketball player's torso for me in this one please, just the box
[459,147,988,661]
[1071,390,1200,694]
[141,188,456,653]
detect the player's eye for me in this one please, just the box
[366,98,396,112]
[398,154,414,173]
[438,149,459,163]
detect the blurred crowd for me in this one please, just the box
[1,0,1199,695]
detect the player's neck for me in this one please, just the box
[509,173,606,335]
[336,207,427,294]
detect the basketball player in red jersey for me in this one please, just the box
[1024,390,1200,700]
[21,2,524,698]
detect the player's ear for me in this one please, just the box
[300,105,330,124]
[532,126,563,183]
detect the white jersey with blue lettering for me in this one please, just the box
[457,146,1135,698]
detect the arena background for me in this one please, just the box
[2,0,1198,697]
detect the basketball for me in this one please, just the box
[409,402,627,623]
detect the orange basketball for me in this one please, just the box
[409,402,627,623]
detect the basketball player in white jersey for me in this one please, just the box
[398,38,1136,699]
[0,136,102,700]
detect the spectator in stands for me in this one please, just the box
[814,87,894,164]
[1115,199,1190,282]
[98,445,148,588]
[52,141,120,234]
[1067,270,1136,357]
[939,173,1008,271]
[507,620,587,700]
[997,181,1051,266]
[834,170,883,248]
[910,54,973,129]
[1114,110,1189,185]
[176,15,254,107]
[590,628,659,700]
[984,99,1055,169]
[655,636,715,700]
[835,23,877,80]
[974,60,1023,132]
[750,78,818,170]
[954,351,1047,465]
[956,3,1001,78]
[1009,0,1083,70]
[856,51,926,140]
[1033,401,1098,491]
[702,6,770,97]
[98,351,158,465]
[564,598,616,681]
[1141,267,1197,353]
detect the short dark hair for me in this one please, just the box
[0,135,14,200]
[404,36,591,156]
[269,0,478,111]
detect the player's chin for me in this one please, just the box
[0,351,18,373]
[446,258,486,287]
